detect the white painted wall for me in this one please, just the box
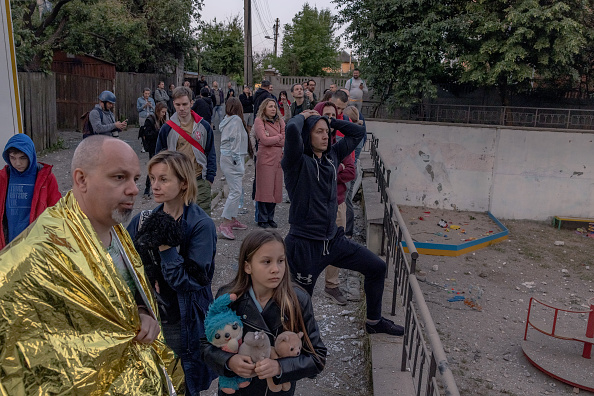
[367,120,594,220]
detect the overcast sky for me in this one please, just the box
[200,0,350,54]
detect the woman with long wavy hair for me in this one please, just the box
[253,98,285,228]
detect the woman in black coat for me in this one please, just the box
[140,102,167,197]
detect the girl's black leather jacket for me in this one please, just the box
[200,285,327,396]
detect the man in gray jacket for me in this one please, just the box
[154,81,170,107]
[344,68,368,112]
[89,91,127,138]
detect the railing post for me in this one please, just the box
[392,226,402,316]
[380,202,386,256]
[385,205,393,279]
[583,297,594,358]
[524,298,534,340]
[410,252,417,274]
[567,109,571,129]
[534,108,538,128]
[426,356,437,396]
[370,135,460,395]
[401,279,413,372]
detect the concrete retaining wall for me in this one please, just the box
[367,120,594,220]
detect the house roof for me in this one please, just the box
[338,50,356,63]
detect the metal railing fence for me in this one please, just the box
[362,103,594,132]
[369,134,460,396]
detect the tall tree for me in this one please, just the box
[253,49,275,85]
[335,0,467,108]
[61,0,150,72]
[573,1,594,97]
[196,15,244,81]
[11,0,202,72]
[460,0,587,104]
[278,4,339,76]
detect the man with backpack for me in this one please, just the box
[344,69,368,112]
[84,91,127,138]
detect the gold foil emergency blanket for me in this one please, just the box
[0,192,175,395]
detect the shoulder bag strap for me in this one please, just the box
[166,120,205,154]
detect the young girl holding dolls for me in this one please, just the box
[201,229,327,395]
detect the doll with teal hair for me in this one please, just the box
[204,293,251,394]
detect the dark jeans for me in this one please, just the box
[285,227,386,320]
[162,322,216,395]
[256,201,276,223]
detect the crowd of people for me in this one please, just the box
[0,69,396,396]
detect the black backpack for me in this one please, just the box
[140,116,159,140]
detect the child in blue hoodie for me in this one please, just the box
[0,134,61,249]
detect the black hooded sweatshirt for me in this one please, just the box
[281,114,365,240]
[192,96,214,124]
[253,87,273,115]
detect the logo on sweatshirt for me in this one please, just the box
[295,272,313,285]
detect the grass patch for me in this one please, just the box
[40,138,66,155]
[517,246,543,261]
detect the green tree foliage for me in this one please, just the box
[336,0,467,107]
[11,0,202,72]
[574,2,594,97]
[252,49,274,85]
[197,15,244,81]
[460,0,587,104]
[337,0,594,106]
[277,4,339,76]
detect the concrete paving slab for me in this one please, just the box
[370,272,415,396]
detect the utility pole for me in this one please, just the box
[273,18,279,57]
[243,0,253,86]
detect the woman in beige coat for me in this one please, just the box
[253,98,285,228]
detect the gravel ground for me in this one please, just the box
[416,219,594,395]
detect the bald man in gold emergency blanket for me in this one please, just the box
[0,136,176,395]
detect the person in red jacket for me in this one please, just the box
[0,134,61,249]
